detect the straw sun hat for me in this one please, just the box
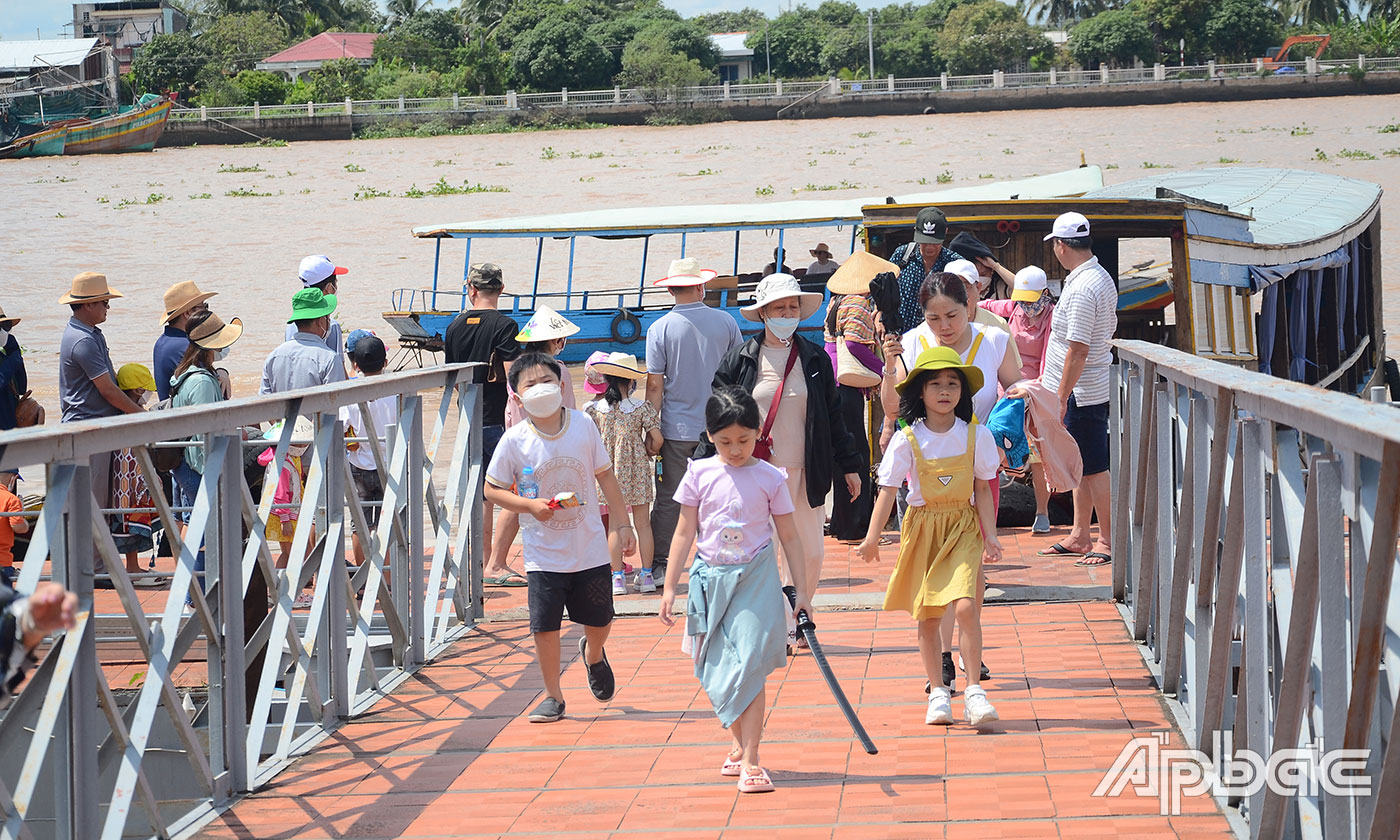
[0,305,20,329]
[653,257,717,288]
[590,352,647,380]
[740,274,822,323]
[825,252,899,296]
[58,271,122,305]
[161,280,217,324]
[188,312,244,350]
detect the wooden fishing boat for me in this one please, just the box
[387,168,1105,364]
[861,167,1389,394]
[58,97,170,155]
[0,124,66,158]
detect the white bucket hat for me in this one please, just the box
[1011,266,1049,302]
[654,257,718,288]
[515,304,580,342]
[740,274,823,323]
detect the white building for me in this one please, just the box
[711,32,755,83]
[72,0,187,73]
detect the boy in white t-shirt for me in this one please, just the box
[485,352,636,723]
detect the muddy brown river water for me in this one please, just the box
[4,94,1399,406]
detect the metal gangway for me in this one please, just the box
[0,365,484,839]
[1111,341,1400,839]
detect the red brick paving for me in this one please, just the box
[192,597,1235,840]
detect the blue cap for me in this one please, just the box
[345,328,375,354]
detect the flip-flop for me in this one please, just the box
[1076,552,1112,567]
[1037,542,1085,557]
[485,571,527,587]
[738,766,774,793]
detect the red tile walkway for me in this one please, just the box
[192,597,1235,839]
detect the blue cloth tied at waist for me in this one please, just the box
[685,542,788,728]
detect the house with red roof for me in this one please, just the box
[255,31,379,81]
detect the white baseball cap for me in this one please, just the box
[298,254,348,287]
[944,258,983,288]
[1011,265,1049,302]
[1044,212,1091,241]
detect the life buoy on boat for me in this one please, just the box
[610,309,642,344]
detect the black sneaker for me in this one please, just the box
[980,661,991,681]
[528,696,565,723]
[942,652,955,691]
[579,635,615,701]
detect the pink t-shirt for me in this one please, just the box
[674,456,795,563]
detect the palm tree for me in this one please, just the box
[1271,0,1349,25]
[1363,0,1400,20]
[459,0,513,40]
[387,0,428,26]
[1021,0,1107,28]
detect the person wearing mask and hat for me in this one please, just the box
[0,306,28,432]
[1036,212,1117,567]
[286,255,349,364]
[169,310,245,602]
[944,259,1023,375]
[805,243,841,280]
[261,288,347,395]
[444,263,524,587]
[822,252,895,543]
[58,272,143,588]
[984,266,1058,533]
[891,207,966,332]
[645,257,743,580]
[705,274,864,638]
[485,305,582,587]
[153,281,216,401]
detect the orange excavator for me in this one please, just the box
[1258,35,1331,68]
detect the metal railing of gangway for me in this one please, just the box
[0,363,484,840]
[1110,340,1400,840]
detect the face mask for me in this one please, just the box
[0,328,9,345]
[137,392,151,407]
[1021,296,1050,318]
[520,383,563,418]
[288,444,308,458]
[214,347,230,361]
[766,317,800,341]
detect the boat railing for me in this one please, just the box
[0,365,486,839]
[171,55,1394,123]
[1110,339,1400,837]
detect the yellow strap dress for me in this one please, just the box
[883,423,984,621]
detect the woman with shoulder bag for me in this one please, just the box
[822,253,896,543]
[168,310,243,605]
[703,274,864,611]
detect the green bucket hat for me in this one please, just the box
[287,288,337,323]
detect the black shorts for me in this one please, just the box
[350,465,384,532]
[1064,395,1110,477]
[482,424,505,468]
[527,564,614,633]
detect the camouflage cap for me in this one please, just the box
[468,262,504,290]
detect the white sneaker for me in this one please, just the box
[611,572,627,596]
[964,686,999,726]
[637,569,657,594]
[925,686,953,725]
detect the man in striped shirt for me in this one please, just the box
[1039,212,1117,567]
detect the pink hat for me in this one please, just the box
[583,351,611,394]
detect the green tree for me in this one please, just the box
[494,0,610,51]
[876,3,949,77]
[511,15,613,90]
[130,32,211,97]
[746,8,829,78]
[936,0,1052,73]
[233,68,291,103]
[1271,0,1349,25]
[446,40,512,93]
[305,56,368,99]
[617,25,717,106]
[1069,7,1154,67]
[200,11,291,73]
[1360,16,1400,56]
[386,0,427,26]
[373,8,466,72]
[1137,0,1212,62]
[1204,0,1283,61]
[691,8,768,33]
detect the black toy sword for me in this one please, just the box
[783,585,878,755]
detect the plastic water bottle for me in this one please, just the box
[519,466,540,535]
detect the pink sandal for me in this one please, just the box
[737,766,774,793]
[721,751,743,777]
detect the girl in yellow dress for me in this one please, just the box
[858,346,1003,726]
